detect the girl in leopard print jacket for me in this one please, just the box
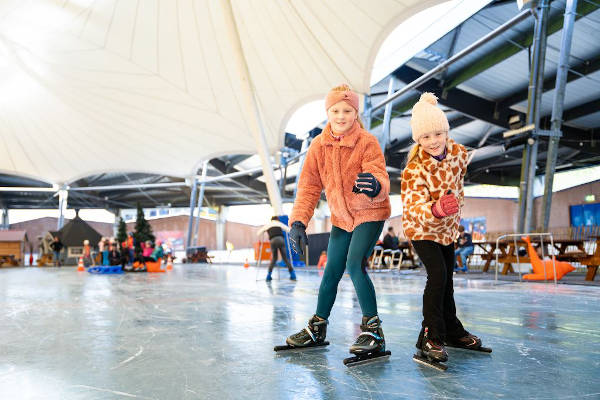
[402,93,486,364]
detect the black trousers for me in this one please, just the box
[269,236,292,272]
[412,240,467,347]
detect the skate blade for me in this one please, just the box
[343,350,391,367]
[412,354,448,371]
[446,345,492,353]
[274,341,330,352]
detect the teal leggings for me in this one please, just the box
[316,221,384,319]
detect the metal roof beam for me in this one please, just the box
[498,53,600,109]
[561,98,600,122]
[444,1,599,90]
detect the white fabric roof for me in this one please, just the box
[0,0,442,184]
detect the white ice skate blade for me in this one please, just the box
[412,354,447,371]
[274,341,330,353]
[344,354,390,367]
[446,345,492,353]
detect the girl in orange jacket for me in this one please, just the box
[402,93,487,367]
[285,84,391,358]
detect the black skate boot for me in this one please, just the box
[413,327,448,371]
[446,332,492,353]
[274,315,329,352]
[344,316,391,367]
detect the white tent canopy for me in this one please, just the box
[0,0,443,185]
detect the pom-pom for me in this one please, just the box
[419,92,438,105]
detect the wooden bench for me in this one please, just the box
[579,238,600,281]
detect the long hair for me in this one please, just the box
[328,84,364,129]
[406,143,420,165]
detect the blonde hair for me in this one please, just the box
[406,143,420,165]
[328,84,364,129]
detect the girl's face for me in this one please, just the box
[327,101,357,134]
[418,131,448,157]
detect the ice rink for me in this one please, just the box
[1,265,599,399]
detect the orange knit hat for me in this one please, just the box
[325,85,359,111]
[410,92,449,142]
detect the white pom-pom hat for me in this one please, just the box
[410,92,450,142]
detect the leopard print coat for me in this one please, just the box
[401,139,468,245]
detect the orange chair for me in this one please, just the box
[521,236,575,281]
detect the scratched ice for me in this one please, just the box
[0,266,599,399]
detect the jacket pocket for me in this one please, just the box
[348,192,385,212]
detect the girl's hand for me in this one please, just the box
[432,190,459,218]
[352,173,381,198]
[289,222,308,255]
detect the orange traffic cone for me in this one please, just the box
[166,255,173,271]
[244,258,249,268]
[77,257,85,271]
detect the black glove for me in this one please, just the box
[289,221,308,255]
[352,173,381,198]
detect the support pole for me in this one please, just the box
[363,94,372,131]
[220,0,283,215]
[517,0,550,233]
[186,177,198,249]
[57,187,68,230]
[113,209,120,236]
[193,161,209,246]
[541,0,578,231]
[216,206,227,251]
[1,207,8,230]
[382,77,396,151]
[293,137,310,199]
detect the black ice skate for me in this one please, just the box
[446,332,492,353]
[413,328,448,371]
[344,316,391,367]
[274,315,329,352]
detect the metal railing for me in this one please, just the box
[495,232,557,285]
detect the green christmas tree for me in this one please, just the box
[116,217,127,248]
[133,203,155,256]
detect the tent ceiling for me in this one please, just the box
[0,0,442,184]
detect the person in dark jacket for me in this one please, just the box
[257,216,296,281]
[108,242,124,268]
[381,226,400,267]
[50,236,63,267]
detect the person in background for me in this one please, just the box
[83,239,93,267]
[382,226,400,267]
[454,225,474,273]
[108,242,123,268]
[50,236,63,267]
[127,232,135,266]
[257,216,296,281]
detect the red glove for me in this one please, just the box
[432,191,459,218]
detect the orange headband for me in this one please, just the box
[325,89,359,111]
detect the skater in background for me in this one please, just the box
[401,93,486,367]
[454,225,474,273]
[285,84,391,359]
[50,235,63,267]
[257,216,296,281]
